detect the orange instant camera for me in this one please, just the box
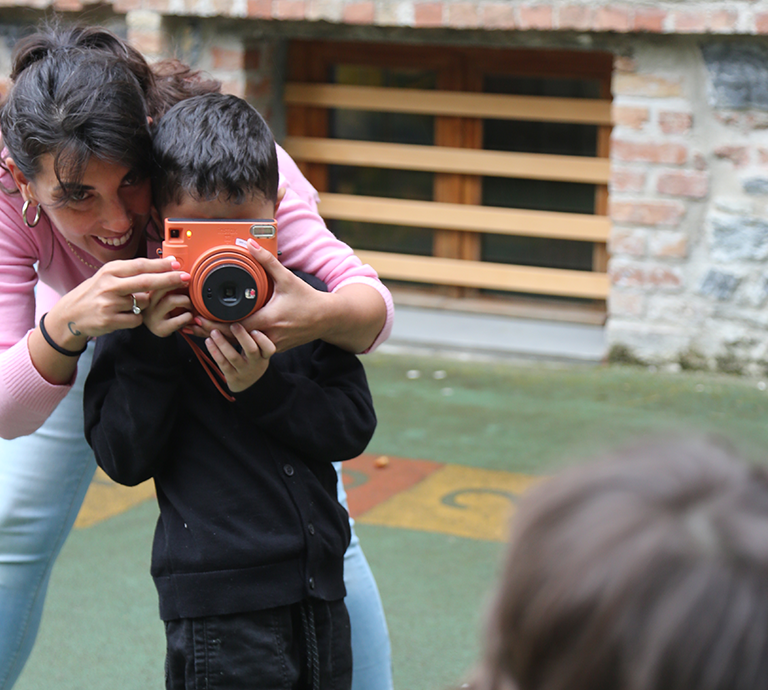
[162,218,278,322]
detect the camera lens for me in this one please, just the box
[200,265,260,321]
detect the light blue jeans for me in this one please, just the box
[0,344,392,690]
[335,463,393,690]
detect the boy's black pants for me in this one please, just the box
[164,598,352,690]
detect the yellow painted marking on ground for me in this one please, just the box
[74,467,155,529]
[357,465,544,542]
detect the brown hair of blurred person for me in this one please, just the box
[469,435,768,690]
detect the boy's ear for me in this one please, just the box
[274,186,286,216]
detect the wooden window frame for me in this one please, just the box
[285,40,613,323]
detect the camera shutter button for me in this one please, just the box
[283,464,294,477]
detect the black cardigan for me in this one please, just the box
[84,325,376,621]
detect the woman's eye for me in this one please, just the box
[69,190,90,203]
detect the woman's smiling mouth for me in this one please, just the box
[94,226,134,249]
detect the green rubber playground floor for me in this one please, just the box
[14,351,768,690]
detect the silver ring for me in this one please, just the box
[131,294,142,315]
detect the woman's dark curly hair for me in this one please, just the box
[0,22,221,194]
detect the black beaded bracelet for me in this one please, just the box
[39,312,88,357]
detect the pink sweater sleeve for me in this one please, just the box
[0,333,73,439]
[275,144,394,352]
[0,195,75,439]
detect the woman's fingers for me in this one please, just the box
[131,290,152,310]
[99,257,190,296]
[247,239,292,285]
[119,270,190,296]
[149,288,190,313]
[107,256,181,277]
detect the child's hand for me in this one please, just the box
[143,286,195,337]
[205,324,276,393]
[194,241,323,353]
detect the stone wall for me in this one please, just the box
[609,36,768,373]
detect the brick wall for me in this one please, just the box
[159,20,279,125]
[29,1,768,34]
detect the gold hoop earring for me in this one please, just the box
[22,199,41,228]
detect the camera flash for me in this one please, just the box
[186,230,193,238]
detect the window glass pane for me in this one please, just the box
[331,220,433,256]
[334,65,437,90]
[330,166,432,201]
[331,66,435,145]
[486,74,602,99]
[484,75,600,157]
[484,176,595,215]
[480,73,599,272]
[328,165,433,255]
[482,235,594,272]
[328,66,436,253]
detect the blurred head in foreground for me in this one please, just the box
[471,435,768,690]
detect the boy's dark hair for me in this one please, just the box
[472,435,768,690]
[0,22,220,196]
[151,93,278,212]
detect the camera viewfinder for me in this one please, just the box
[250,223,276,239]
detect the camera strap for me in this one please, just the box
[180,332,237,403]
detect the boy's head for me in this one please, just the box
[473,435,768,690]
[151,92,278,219]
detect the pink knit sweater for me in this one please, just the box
[0,145,393,439]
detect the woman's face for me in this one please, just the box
[18,154,152,265]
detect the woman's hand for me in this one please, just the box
[55,257,191,339]
[28,257,190,385]
[205,324,276,393]
[191,240,386,354]
[193,241,327,353]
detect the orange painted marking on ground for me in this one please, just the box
[342,453,444,518]
[357,464,544,542]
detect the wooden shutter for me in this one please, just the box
[285,41,613,322]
